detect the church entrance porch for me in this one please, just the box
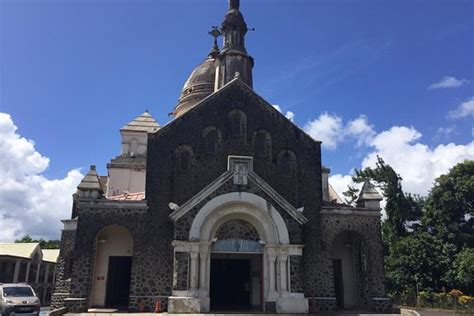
[210,253,262,312]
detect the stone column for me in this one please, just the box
[278,254,288,293]
[268,253,276,293]
[35,262,42,283]
[199,251,208,292]
[25,261,31,283]
[190,252,199,291]
[13,259,21,283]
[44,264,50,284]
[52,265,57,284]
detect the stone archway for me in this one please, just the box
[331,230,368,309]
[169,192,308,313]
[90,225,133,309]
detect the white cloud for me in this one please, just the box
[428,76,469,90]
[304,113,375,149]
[346,115,375,146]
[272,104,295,121]
[328,173,354,201]
[0,113,83,242]
[304,113,344,149]
[362,126,474,196]
[448,96,474,119]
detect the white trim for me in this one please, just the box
[189,192,290,245]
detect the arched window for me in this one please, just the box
[175,145,194,175]
[253,130,272,159]
[228,110,247,139]
[278,150,297,178]
[277,150,298,203]
[203,126,221,155]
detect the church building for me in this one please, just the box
[51,0,392,313]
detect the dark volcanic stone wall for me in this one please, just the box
[51,229,76,309]
[173,252,189,291]
[316,211,386,301]
[215,219,260,241]
[68,204,173,312]
[147,80,322,298]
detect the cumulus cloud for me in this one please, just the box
[304,113,375,149]
[428,76,469,90]
[362,126,474,196]
[0,113,83,242]
[272,104,295,121]
[315,114,474,198]
[448,96,474,119]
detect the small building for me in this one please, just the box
[0,243,59,306]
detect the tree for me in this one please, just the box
[449,248,474,294]
[15,235,60,249]
[422,160,474,249]
[351,156,422,244]
[385,231,456,295]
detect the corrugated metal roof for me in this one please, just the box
[0,243,40,259]
[42,249,60,263]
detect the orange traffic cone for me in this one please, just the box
[154,299,161,313]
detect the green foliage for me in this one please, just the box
[351,158,474,299]
[15,234,60,249]
[385,231,456,294]
[422,160,474,249]
[352,156,422,243]
[342,185,359,204]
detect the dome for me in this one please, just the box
[173,53,217,117]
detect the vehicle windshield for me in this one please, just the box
[2,287,34,297]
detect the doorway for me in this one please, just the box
[210,253,262,311]
[333,259,344,308]
[105,256,132,309]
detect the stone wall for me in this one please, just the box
[173,252,189,291]
[215,219,260,241]
[147,80,321,301]
[67,204,173,312]
[51,229,76,309]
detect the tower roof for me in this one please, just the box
[356,179,383,202]
[77,165,104,192]
[120,111,160,133]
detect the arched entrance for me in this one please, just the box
[90,225,133,309]
[331,231,367,309]
[209,219,264,311]
[167,192,308,314]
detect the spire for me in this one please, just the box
[215,0,254,89]
[77,165,104,199]
[356,179,383,209]
[229,0,239,10]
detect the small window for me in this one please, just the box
[175,145,194,175]
[254,130,271,159]
[228,110,247,139]
[203,127,220,155]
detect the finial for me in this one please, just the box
[229,0,239,10]
[208,26,222,58]
[90,165,96,171]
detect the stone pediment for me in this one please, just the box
[169,156,308,225]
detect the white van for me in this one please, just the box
[0,284,40,316]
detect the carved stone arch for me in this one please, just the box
[228,109,247,140]
[202,126,222,155]
[189,192,290,245]
[252,129,272,159]
[174,144,194,175]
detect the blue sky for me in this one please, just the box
[0,0,473,240]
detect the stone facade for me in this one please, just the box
[51,0,391,313]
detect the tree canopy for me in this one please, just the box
[15,235,60,249]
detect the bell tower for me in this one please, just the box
[215,0,254,89]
